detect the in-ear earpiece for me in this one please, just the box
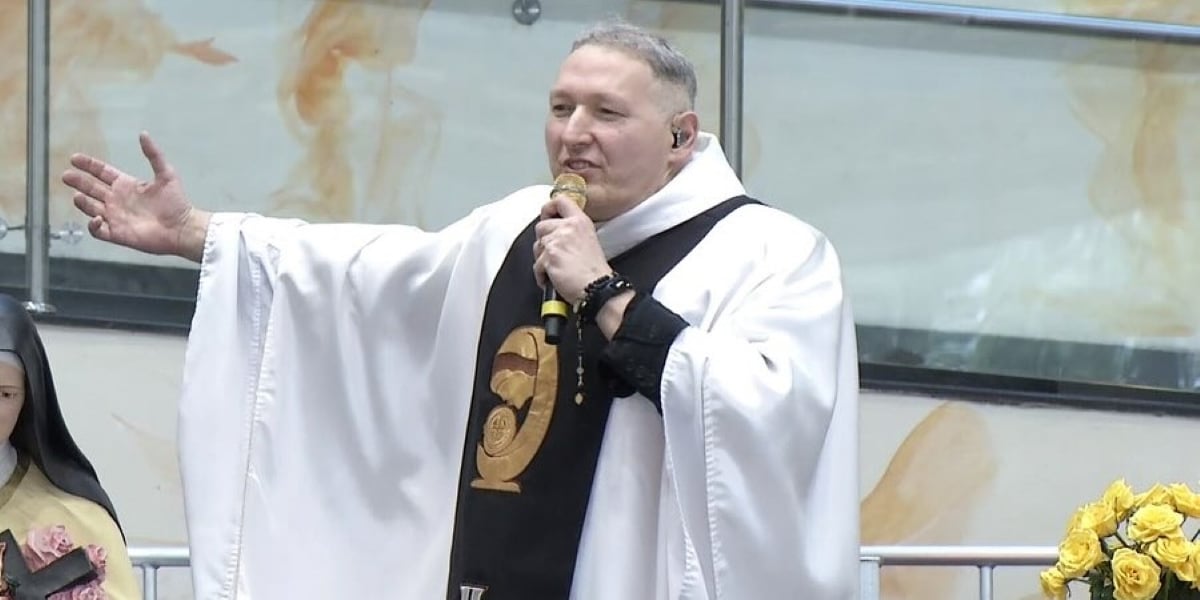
[671,129,683,149]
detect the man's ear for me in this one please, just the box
[669,112,699,155]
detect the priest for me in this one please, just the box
[61,20,860,600]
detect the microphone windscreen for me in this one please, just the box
[551,173,588,210]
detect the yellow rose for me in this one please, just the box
[1134,483,1174,510]
[1169,484,1200,519]
[1056,528,1105,578]
[1068,501,1119,538]
[1173,555,1198,584]
[1105,479,1137,520]
[1112,548,1162,600]
[1189,548,1200,588]
[1128,504,1185,543]
[1148,537,1196,581]
[1039,567,1067,600]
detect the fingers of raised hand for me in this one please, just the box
[68,153,122,185]
[139,132,174,179]
[62,169,113,204]
[86,215,110,241]
[73,192,105,218]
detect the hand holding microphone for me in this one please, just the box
[535,173,607,345]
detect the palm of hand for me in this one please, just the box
[63,132,197,258]
[105,171,189,255]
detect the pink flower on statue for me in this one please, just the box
[84,544,107,580]
[48,581,106,600]
[10,526,109,599]
[22,525,74,570]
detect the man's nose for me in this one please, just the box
[562,108,594,145]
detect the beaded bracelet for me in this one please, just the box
[577,273,634,325]
[569,272,634,405]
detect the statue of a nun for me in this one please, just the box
[0,294,137,599]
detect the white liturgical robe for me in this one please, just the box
[176,133,860,599]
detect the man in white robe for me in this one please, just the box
[61,21,860,600]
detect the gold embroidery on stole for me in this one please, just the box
[471,326,558,493]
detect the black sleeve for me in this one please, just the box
[598,292,689,414]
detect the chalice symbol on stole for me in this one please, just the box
[471,326,559,493]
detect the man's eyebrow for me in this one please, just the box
[549,90,626,105]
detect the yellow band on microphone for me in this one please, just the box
[540,299,569,318]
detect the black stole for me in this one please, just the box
[445,196,759,600]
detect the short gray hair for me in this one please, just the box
[571,20,698,112]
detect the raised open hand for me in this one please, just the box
[61,132,209,262]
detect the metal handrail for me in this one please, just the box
[859,545,1057,600]
[687,0,1200,45]
[126,545,1060,600]
[129,545,191,567]
[129,546,191,600]
[860,544,1057,565]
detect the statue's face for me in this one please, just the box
[0,362,24,444]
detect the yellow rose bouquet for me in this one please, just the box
[1041,480,1200,600]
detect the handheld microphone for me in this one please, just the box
[541,173,587,345]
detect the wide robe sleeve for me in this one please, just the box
[175,190,544,599]
[655,207,860,600]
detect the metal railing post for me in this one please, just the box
[859,555,881,600]
[141,566,158,600]
[979,564,995,600]
[719,0,744,177]
[24,0,52,314]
